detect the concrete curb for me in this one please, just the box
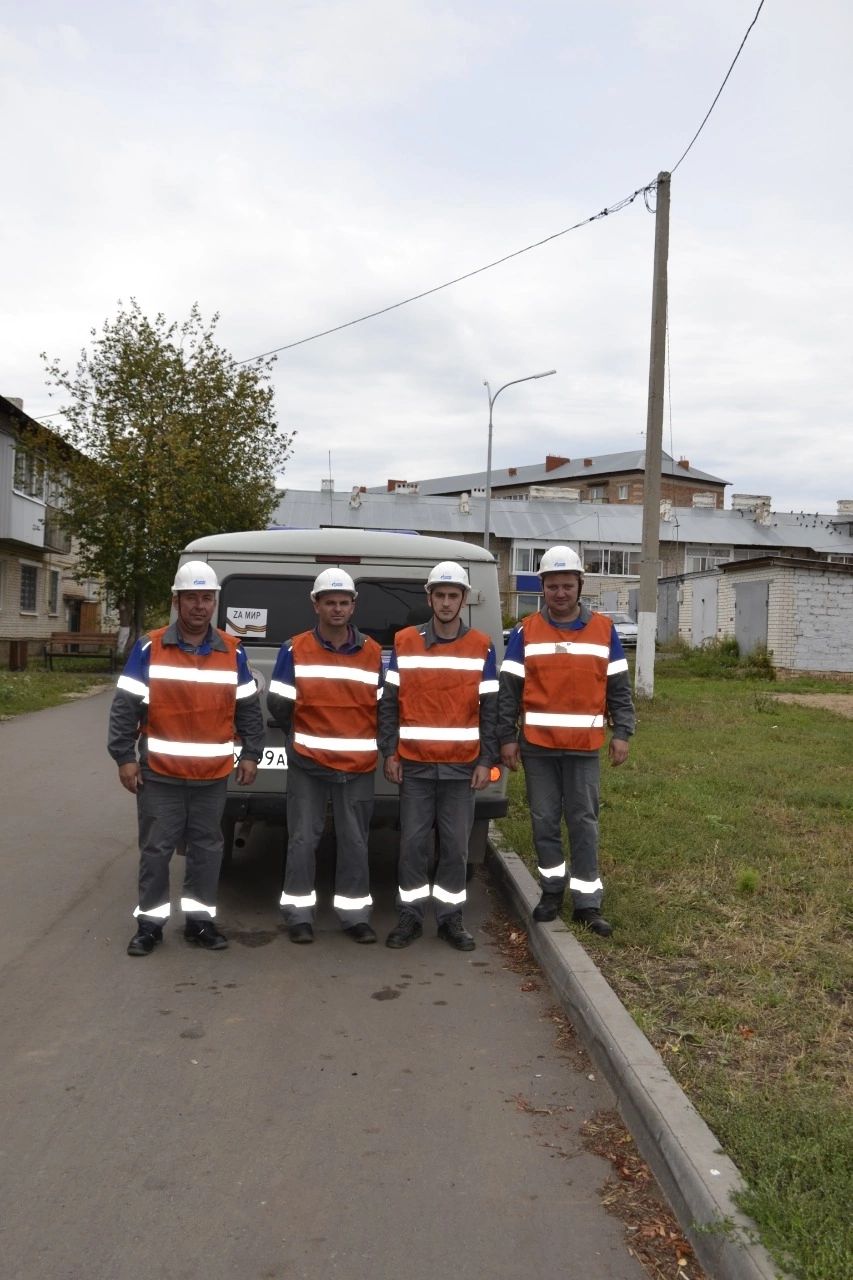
[486,829,785,1280]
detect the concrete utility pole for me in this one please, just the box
[635,171,671,700]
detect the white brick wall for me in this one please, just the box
[666,562,853,674]
[789,569,853,671]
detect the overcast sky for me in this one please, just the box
[3,0,851,514]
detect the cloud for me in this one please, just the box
[3,0,853,520]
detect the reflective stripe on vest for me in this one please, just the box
[146,628,241,780]
[290,632,382,773]
[394,626,492,764]
[520,612,613,752]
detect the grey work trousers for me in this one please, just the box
[397,769,474,923]
[522,750,603,909]
[282,763,374,927]
[135,775,227,925]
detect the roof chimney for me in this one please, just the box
[677,457,690,470]
[837,499,853,515]
[545,454,570,472]
[583,458,593,468]
[386,479,406,492]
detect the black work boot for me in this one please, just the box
[385,912,423,949]
[344,922,377,944]
[184,919,228,950]
[437,914,476,952]
[288,922,314,944]
[127,923,163,957]
[532,891,564,923]
[572,907,613,938]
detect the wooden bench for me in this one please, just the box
[44,631,119,672]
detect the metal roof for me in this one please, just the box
[269,490,853,555]
[367,450,728,495]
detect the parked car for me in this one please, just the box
[600,610,638,647]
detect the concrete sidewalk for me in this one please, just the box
[487,827,785,1280]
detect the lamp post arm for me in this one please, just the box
[482,369,556,552]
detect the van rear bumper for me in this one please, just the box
[224,794,508,824]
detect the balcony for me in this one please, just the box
[44,506,72,554]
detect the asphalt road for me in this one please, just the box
[0,691,646,1280]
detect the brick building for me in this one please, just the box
[376,449,727,509]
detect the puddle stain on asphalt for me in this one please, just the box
[231,930,277,948]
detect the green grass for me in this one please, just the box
[499,657,853,1280]
[0,664,114,717]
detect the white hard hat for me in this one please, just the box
[311,568,358,600]
[172,560,221,593]
[537,546,584,577]
[425,561,470,592]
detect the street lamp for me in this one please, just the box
[483,369,556,550]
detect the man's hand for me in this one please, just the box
[384,754,403,785]
[500,742,521,772]
[470,765,492,792]
[118,762,142,794]
[608,738,629,767]
[236,758,258,786]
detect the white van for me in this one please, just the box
[177,528,507,868]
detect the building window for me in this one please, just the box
[48,570,60,615]
[583,547,641,576]
[685,545,733,573]
[514,592,540,618]
[20,564,38,612]
[13,449,46,501]
[617,484,629,501]
[512,546,549,575]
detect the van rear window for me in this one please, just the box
[218,575,442,647]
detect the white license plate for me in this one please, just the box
[234,747,288,769]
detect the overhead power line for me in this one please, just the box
[236,0,766,366]
[237,183,654,364]
[671,0,765,173]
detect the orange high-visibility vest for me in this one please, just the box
[520,611,613,752]
[394,626,491,764]
[290,631,382,773]
[146,628,242,780]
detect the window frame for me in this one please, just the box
[19,562,39,614]
[582,546,641,577]
[13,449,47,502]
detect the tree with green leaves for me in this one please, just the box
[40,300,294,644]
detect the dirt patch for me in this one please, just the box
[773,693,853,718]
